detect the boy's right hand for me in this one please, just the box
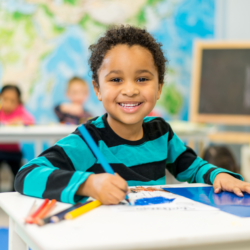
[77,173,128,205]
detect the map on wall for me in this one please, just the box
[0,0,214,123]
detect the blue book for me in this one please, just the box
[162,186,250,217]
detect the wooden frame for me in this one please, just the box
[190,41,250,125]
[241,145,250,182]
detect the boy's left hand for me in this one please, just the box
[213,173,250,197]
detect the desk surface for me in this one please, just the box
[1,184,250,250]
[168,120,215,135]
[0,124,77,136]
[0,125,78,142]
[0,122,213,138]
[208,132,250,144]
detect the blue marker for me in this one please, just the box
[78,125,130,203]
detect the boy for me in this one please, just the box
[15,26,250,204]
[54,77,92,124]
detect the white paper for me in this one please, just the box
[111,187,218,212]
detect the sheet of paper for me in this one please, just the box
[110,187,218,212]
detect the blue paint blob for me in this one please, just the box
[134,196,175,206]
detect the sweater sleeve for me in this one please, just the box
[166,125,243,184]
[14,132,96,204]
[54,105,64,123]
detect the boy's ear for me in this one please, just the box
[157,83,163,100]
[92,80,102,101]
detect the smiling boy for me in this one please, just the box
[15,25,250,204]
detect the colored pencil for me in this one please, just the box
[34,199,57,225]
[25,199,49,224]
[38,201,91,226]
[64,200,102,220]
[51,201,91,223]
[24,200,36,223]
[78,125,115,174]
[78,125,130,203]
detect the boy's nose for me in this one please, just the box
[121,82,139,96]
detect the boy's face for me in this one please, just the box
[93,44,163,127]
[0,89,20,114]
[67,81,89,105]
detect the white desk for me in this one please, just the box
[0,125,77,157]
[168,121,215,155]
[0,122,213,157]
[1,183,250,250]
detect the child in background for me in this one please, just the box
[54,77,92,124]
[203,146,239,174]
[15,25,250,204]
[0,84,34,189]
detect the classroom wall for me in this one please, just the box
[0,0,215,124]
[1,0,249,124]
[215,0,250,40]
[1,1,249,165]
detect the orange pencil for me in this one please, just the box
[25,199,49,224]
[34,199,57,225]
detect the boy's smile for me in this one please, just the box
[117,101,143,113]
[93,44,163,141]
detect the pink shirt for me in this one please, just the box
[0,105,34,152]
[0,104,34,125]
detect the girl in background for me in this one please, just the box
[0,84,34,190]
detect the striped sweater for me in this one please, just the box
[14,114,242,204]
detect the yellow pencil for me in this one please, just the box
[64,200,102,220]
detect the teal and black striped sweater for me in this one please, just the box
[14,114,242,204]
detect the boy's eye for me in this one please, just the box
[111,78,122,82]
[137,77,148,82]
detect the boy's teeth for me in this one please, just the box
[120,103,140,107]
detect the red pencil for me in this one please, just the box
[25,199,49,224]
[34,199,57,225]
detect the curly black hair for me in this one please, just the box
[88,25,167,86]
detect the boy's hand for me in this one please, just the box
[77,173,128,205]
[213,173,250,197]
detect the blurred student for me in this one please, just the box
[203,145,239,174]
[0,84,34,189]
[54,77,92,125]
